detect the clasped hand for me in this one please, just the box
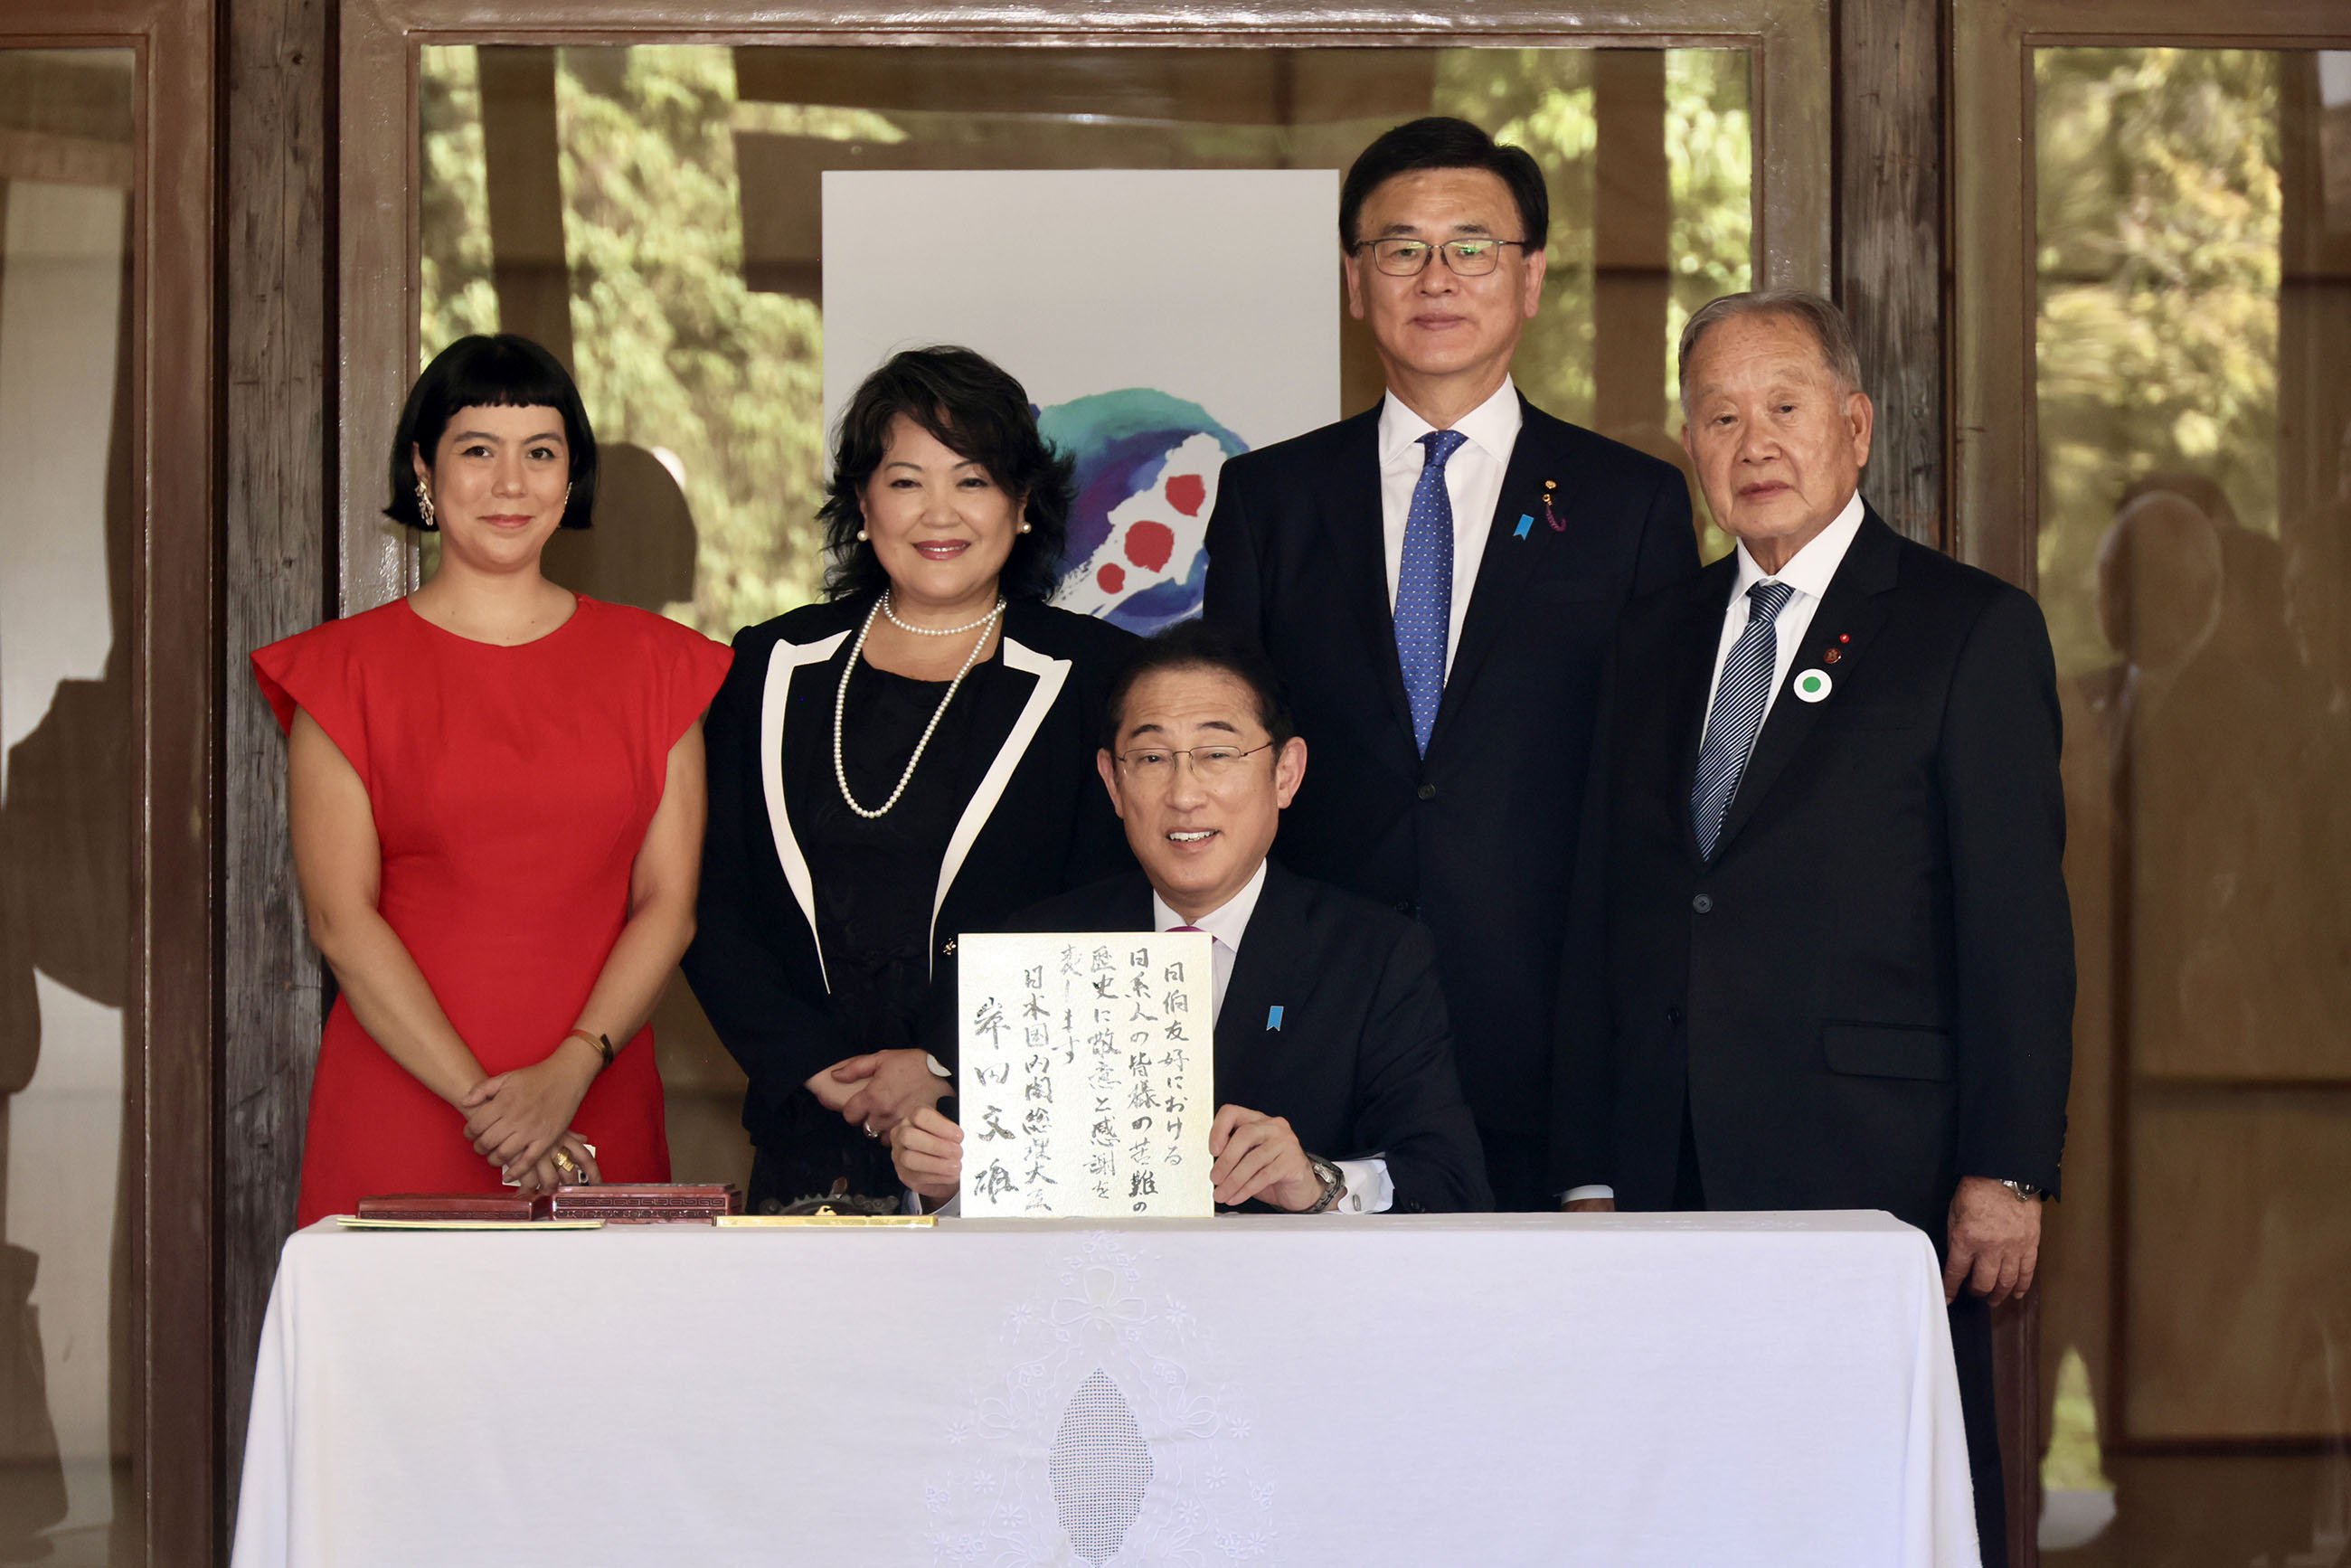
[807,1047,948,1136]
[461,1036,601,1184]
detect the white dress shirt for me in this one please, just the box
[1154,862,1393,1214]
[1560,489,1866,1209]
[1378,377,1524,670]
[1698,489,1867,748]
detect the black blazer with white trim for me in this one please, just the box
[685,596,1138,1151]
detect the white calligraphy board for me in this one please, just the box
[956,931,1215,1218]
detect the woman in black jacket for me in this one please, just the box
[684,347,1136,1211]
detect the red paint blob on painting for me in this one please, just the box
[1097,562,1127,594]
[1124,521,1176,573]
[1164,474,1207,517]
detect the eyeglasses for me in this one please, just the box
[1350,237,1530,278]
[1113,741,1275,782]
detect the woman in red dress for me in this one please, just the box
[254,335,732,1223]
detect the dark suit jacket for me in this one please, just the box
[1555,507,2074,1239]
[1202,395,1696,1185]
[683,597,1136,1151]
[1002,863,1491,1213]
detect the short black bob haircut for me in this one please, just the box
[821,346,1076,604]
[1338,116,1550,257]
[1100,620,1298,754]
[385,334,598,531]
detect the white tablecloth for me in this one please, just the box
[231,1212,1978,1567]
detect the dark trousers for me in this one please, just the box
[1672,1103,2009,1567]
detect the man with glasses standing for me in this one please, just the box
[890,622,1491,1214]
[1204,116,1698,1210]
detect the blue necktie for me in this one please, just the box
[1690,580,1796,858]
[1395,430,1468,756]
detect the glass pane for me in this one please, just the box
[0,45,139,1567]
[2033,44,2351,1563]
[414,42,1755,1195]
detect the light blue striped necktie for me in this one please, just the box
[1690,579,1796,858]
[1395,429,1468,756]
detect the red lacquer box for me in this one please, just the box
[546,1184,742,1223]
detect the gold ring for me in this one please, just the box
[551,1148,581,1182]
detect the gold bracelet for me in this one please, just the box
[562,1027,615,1071]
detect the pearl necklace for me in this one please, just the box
[834,593,1005,820]
[883,591,999,638]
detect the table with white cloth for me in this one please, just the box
[231,1211,1980,1567]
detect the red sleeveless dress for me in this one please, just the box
[252,595,733,1224]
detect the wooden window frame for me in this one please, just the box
[1952,0,2351,1462]
[224,0,1836,1526]
[1951,0,2350,585]
[0,2,215,1561]
[331,0,1834,612]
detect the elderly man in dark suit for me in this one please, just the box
[1204,116,1698,1210]
[1555,288,2072,1565]
[892,622,1491,1214]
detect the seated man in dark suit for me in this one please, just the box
[892,621,1490,1214]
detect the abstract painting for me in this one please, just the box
[823,169,1338,628]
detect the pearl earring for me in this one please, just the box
[1017,521,1033,534]
[415,480,437,528]
[856,529,870,543]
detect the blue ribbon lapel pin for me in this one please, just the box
[1514,514,1534,541]
[1266,1005,1284,1031]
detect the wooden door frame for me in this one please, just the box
[0,3,215,1563]
[330,0,1834,612]
[1952,0,2351,1466]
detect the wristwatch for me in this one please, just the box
[1998,1179,2044,1202]
[1300,1153,1348,1214]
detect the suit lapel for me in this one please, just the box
[1709,511,1903,856]
[1317,411,1418,753]
[929,631,1066,971]
[758,628,853,990]
[1431,395,1557,750]
[1213,864,1308,1104]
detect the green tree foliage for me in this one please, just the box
[556,47,828,631]
[1666,49,1756,391]
[2036,48,2280,677]
[419,48,500,352]
[421,45,829,634]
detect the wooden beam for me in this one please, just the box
[1836,0,1945,546]
[1594,49,1673,447]
[477,46,575,368]
[221,0,332,1543]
